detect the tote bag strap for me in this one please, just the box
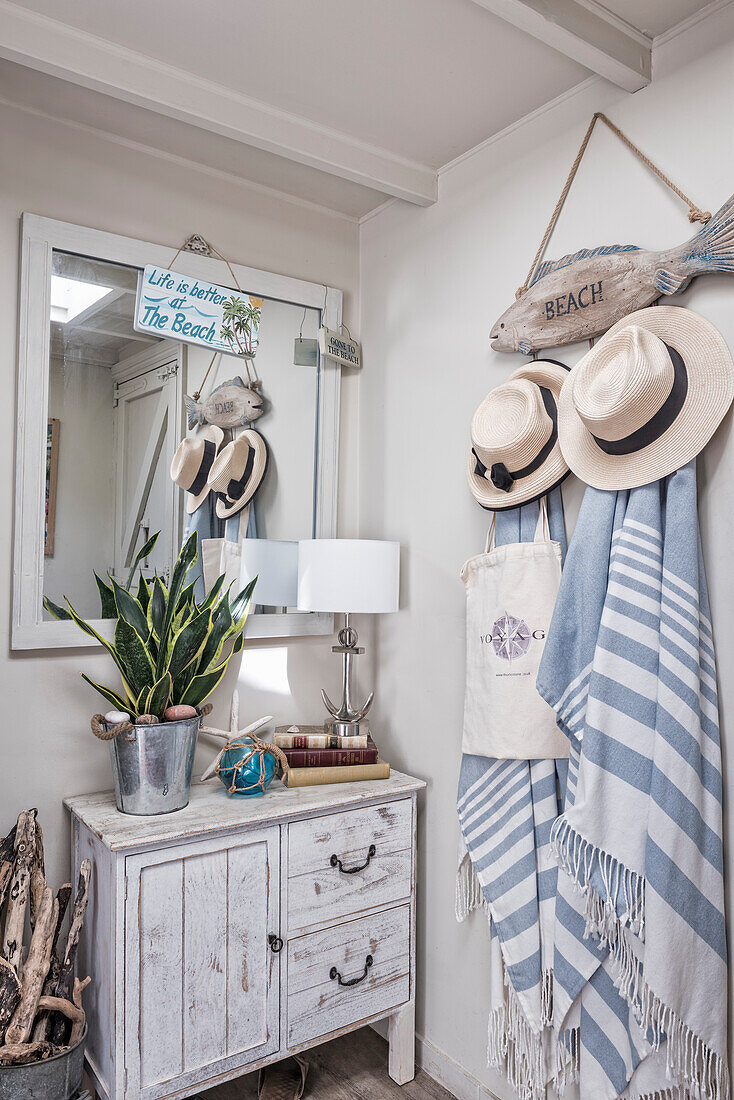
[534,496,551,543]
[485,513,497,553]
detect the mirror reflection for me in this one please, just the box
[43,249,321,620]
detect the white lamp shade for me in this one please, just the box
[239,540,299,607]
[297,539,400,614]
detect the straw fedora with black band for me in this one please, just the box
[558,307,734,491]
[170,425,224,514]
[208,429,269,519]
[467,360,570,510]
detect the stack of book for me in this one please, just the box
[275,724,390,788]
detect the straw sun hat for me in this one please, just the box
[558,306,734,490]
[208,429,269,519]
[170,425,224,514]
[467,360,570,510]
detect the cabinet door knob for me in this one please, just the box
[330,954,373,987]
[330,844,376,874]
[268,934,284,953]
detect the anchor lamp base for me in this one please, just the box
[318,615,375,728]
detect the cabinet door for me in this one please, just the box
[124,828,280,1099]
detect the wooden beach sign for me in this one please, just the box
[318,327,362,369]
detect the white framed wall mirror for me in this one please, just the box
[13,214,342,649]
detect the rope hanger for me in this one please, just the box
[166,233,257,400]
[515,112,712,301]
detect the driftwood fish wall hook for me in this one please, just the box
[185,377,264,430]
[490,191,734,355]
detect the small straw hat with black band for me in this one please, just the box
[558,306,734,491]
[467,360,570,511]
[207,429,269,519]
[170,425,225,514]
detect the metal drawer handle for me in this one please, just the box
[330,844,376,874]
[268,934,283,953]
[330,954,373,987]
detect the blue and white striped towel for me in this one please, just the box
[538,461,729,1100]
[457,489,571,1100]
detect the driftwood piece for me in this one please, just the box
[28,820,45,929]
[5,887,57,1044]
[0,958,21,1043]
[51,883,72,957]
[38,976,90,1047]
[50,860,91,1044]
[32,883,72,1042]
[0,1040,57,1064]
[0,824,17,912]
[2,810,37,971]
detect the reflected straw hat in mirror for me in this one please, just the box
[208,429,269,519]
[558,307,734,490]
[170,425,224,514]
[467,360,570,510]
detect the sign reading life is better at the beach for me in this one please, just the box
[134,265,260,355]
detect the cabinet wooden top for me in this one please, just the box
[65,771,426,852]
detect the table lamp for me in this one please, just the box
[239,539,299,612]
[297,539,400,736]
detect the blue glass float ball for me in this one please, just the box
[218,738,278,797]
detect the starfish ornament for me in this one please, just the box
[200,690,273,781]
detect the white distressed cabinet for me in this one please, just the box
[65,770,425,1100]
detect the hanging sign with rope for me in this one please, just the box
[318,326,362,369]
[489,112,734,356]
[134,263,262,356]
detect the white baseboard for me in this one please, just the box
[370,1020,502,1100]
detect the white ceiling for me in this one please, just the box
[601,0,713,38]
[0,0,718,218]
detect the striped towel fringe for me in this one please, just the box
[553,819,730,1100]
[488,972,546,1100]
[622,1091,689,1100]
[456,849,486,923]
[555,1027,581,1095]
[551,816,645,940]
[486,960,579,1100]
[458,828,580,1097]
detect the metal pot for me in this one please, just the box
[0,1026,86,1100]
[109,713,200,815]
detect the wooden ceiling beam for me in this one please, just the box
[469,0,651,92]
[0,0,437,206]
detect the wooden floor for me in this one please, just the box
[201,1027,455,1099]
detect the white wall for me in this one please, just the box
[360,8,734,1097]
[0,96,360,889]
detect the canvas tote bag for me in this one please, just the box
[460,499,568,759]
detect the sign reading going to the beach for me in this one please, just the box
[318,326,362,369]
[135,265,260,356]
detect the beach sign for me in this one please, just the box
[318,326,361,369]
[134,265,260,356]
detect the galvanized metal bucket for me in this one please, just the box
[109,714,200,816]
[0,1026,86,1100]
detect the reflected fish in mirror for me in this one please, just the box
[185,376,264,430]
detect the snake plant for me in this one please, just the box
[43,532,255,719]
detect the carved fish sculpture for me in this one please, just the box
[185,377,264,430]
[491,191,734,354]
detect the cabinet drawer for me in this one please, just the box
[287,799,412,930]
[287,905,410,1047]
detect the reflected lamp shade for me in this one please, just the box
[297,539,400,613]
[239,540,299,607]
